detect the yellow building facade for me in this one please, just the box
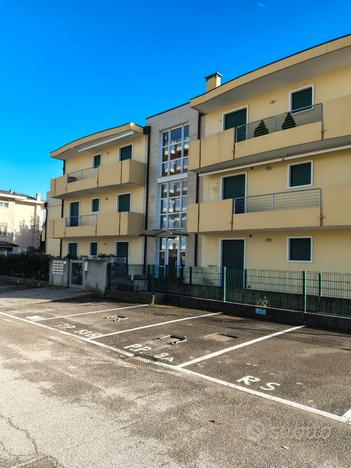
[47,123,147,263]
[188,35,351,273]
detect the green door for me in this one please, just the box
[224,108,247,141]
[223,174,246,213]
[116,242,129,262]
[69,202,79,227]
[222,239,245,288]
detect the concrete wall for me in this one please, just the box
[146,103,198,266]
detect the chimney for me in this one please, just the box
[36,192,42,202]
[205,72,222,92]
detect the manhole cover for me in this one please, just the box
[151,335,187,345]
[104,315,128,322]
[206,333,238,342]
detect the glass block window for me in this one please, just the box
[161,124,189,177]
[160,180,187,229]
[0,224,7,235]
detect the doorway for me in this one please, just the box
[221,239,245,288]
[222,174,246,214]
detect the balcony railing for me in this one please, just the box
[67,167,98,183]
[65,214,97,227]
[233,188,322,214]
[235,103,323,142]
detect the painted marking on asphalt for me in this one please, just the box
[26,315,45,321]
[176,325,305,368]
[0,310,349,425]
[37,304,149,321]
[178,367,350,424]
[342,408,351,421]
[88,312,222,340]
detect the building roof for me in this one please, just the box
[0,189,36,201]
[191,34,351,113]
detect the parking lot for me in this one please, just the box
[1,286,350,425]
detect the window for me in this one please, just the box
[223,108,248,141]
[160,180,187,229]
[289,162,312,188]
[161,124,189,177]
[290,87,313,113]
[288,237,312,262]
[91,198,100,213]
[117,193,131,212]
[93,154,101,168]
[0,224,7,236]
[159,236,187,267]
[89,242,98,256]
[116,241,129,260]
[0,201,9,208]
[68,242,78,258]
[120,145,132,161]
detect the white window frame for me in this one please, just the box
[0,201,9,208]
[116,192,132,212]
[159,123,189,179]
[159,179,187,230]
[91,198,100,213]
[221,105,249,132]
[0,224,8,236]
[89,241,99,257]
[287,236,313,263]
[92,154,101,168]
[115,240,130,262]
[287,160,313,189]
[288,85,315,113]
[119,144,133,161]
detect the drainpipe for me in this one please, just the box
[143,126,151,272]
[194,112,203,267]
[59,160,66,257]
[44,201,48,253]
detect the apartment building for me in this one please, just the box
[48,123,148,262]
[188,35,351,273]
[0,189,44,254]
[46,35,351,276]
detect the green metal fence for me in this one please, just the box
[107,263,351,318]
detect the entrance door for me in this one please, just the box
[69,202,79,227]
[221,239,245,288]
[223,174,246,214]
[70,260,83,287]
[224,108,247,141]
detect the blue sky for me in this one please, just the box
[0,0,350,198]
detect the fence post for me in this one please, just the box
[189,266,193,285]
[223,266,227,302]
[303,270,307,313]
[319,272,323,297]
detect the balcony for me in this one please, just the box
[50,212,144,238]
[187,188,322,233]
[50,160,145,198]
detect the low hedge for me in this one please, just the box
[0,252,50,281]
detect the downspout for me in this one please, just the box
[59,160,66,257]
[194,112,203,267]
[143,126,151,272]
[44,201,48,253]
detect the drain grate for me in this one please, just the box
[205,333,238,342]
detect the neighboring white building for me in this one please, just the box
[0,189,45,255]
[43,193,62,257]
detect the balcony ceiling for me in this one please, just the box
[191,37,351,113]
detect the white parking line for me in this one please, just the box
[342,408,351,421]
[87,312,222,340]
[0,310,349,425]
[37,304,149,321]
[176,325,305,368]
[178,367,349,424]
